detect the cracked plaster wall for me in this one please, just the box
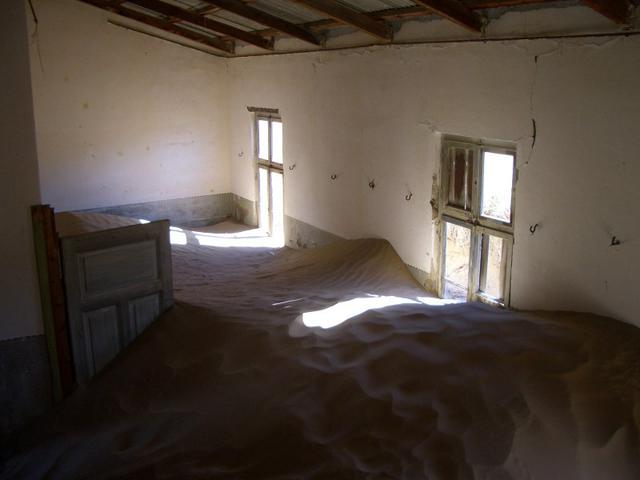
[28,1,640,326]
[228,36,640,326]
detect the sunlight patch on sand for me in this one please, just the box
[417,296,463,306]
[301,295,420,329]
[170,226,187,245]
[166,224,283,248]
[193,228,282,248]
[298,295,460,330]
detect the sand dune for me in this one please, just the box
[2,214,639,479]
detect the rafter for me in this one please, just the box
[581,0,633,24]
[78,0,638,56]
[81,0,235,53]
[200,0,320,46]
[125,0,273,49]
[294,0,393,41]
[413,0,483,32]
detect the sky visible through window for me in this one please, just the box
[481,152,514,223]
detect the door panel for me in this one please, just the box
[61,220,172,383]
[83,306,120,375]
[79,241,158,298]
[129,294,161,337]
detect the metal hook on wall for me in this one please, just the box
[330,174,337,180]
[288,164,296,171]
[368,180,376,189]
[529,223,539,235]
[610,236,621,247]
[405,192,413,201]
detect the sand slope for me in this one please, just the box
[2,215,639,479]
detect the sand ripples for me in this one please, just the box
[2,222,639,479]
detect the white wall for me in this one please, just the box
[30,0,230,212]
[0,0,43,340]
[227,12,640,326]
[511,39,640,323]
[28,2,640,326]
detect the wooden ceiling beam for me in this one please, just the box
[294,0,393,41]
[81,1,235,53]
[125,0,274,49]
[413,0,484,32]
[581,0,633,24]
[200,0,321,45]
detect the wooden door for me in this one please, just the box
[60,220,173,383]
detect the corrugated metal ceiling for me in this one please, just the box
[93,0,634,57]
[250,0,327,24]
[337,0,418,13]
[249,0,419,25]
[206,10,265,32]
[162,0,210,10]
[121,2,167,20]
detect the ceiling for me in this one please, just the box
[80,0,638,55]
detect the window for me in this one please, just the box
[254,112,284,244]
[438,137,516,306]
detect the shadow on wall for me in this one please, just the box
[513,265,631,323]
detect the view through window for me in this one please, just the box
[440,138,516,305]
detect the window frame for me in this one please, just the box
[253,112,284,235]
[255,113,284,171]
[438,137,517,306]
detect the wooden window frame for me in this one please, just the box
[438,137,517,306]
[253,112,284,235]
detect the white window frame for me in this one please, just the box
[438,136,517,306]
[253,112,284,235]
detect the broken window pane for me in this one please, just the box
[272,121,283,164]
[448,148,473,211]
[258,119,269,160]
[482,234,505,299]
[481,152,514,223]
[444,222,471,300]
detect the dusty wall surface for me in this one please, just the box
[227,59,367,240]
[0,0,42,341]
[227,29,640,326]
[29,2,640,326]
[29,0,230,212]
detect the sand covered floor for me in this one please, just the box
[2,215,640,479]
